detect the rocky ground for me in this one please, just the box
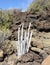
[0,10,50,65]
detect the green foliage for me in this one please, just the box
[27,0,50,13]
[0,9,21,31]
[0,10,2,17]
[0,10,11,31]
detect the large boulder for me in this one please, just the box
[18,51,41,63]
[31,31,50,48]
[1,40,18,55]
[41,55,50,65]
[1,54,18,65]
[17,61,41,65]
[0,49,4,62]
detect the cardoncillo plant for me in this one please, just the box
[17,23,32,58]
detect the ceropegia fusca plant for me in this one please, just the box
[17,23,32,58]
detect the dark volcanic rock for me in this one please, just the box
[17,61,41,65]
[8,10,50,41]
[17,62,34,65]
[18,51,42,63]
[33,61,41,65]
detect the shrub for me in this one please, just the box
[27,0,50,14]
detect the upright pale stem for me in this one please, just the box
[18,27,20,45]
[21,23,24,55]
[18,26,21,58]
[28,23,31,39]
[27,23,31,52]
[24,31,27,52]
[21,23,24,41]
[28,32,32,51]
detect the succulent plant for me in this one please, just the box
[17,23,32,58]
